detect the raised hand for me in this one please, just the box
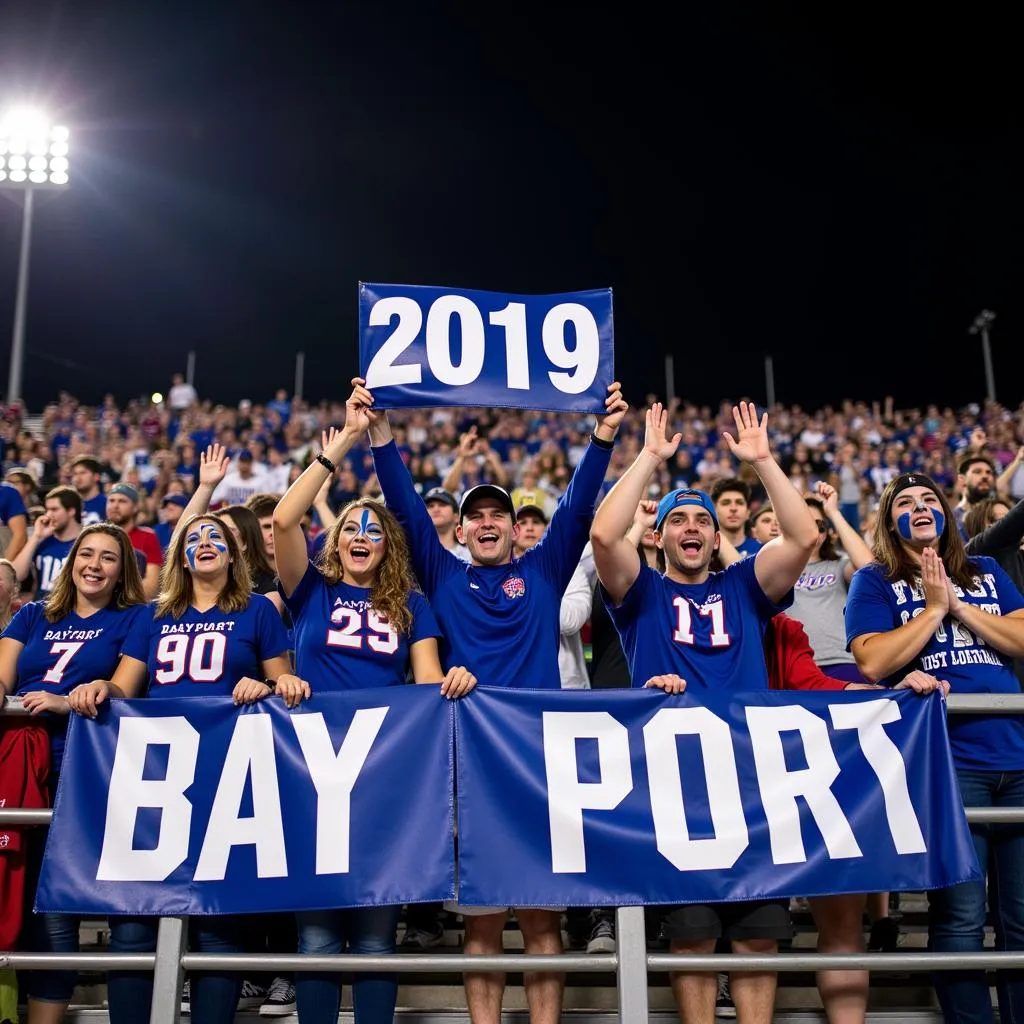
[458,426,479,459]
[723,401,771,464]
[344,378,377,436]
[643,403,682,462]
[921,547,950,617]
[198,443,231,487]
[597,382,629,438]
[634,499,658,534]
[815,480,839,514]
[32,512,56,543]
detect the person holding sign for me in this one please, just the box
[845,472,1024,1024]
[355,375,627,1024]
[271,417,476,1024]
[589,401,820,1024]
[0,524,148,1024]
[67,513,293,1024]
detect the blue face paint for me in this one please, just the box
[896,502,945,541]
[184,523,229,570]
[356,509,384,544]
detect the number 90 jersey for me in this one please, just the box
[283,563,442,689]
[123,593,291,698]
[605,558,791,691]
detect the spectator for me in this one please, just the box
[748,503,779,546]
[711,477,760,557]
[246,493,282,566]
[211,450,270,506]
[0,558,17,628]
[423,487,470,562]
[0,472,29,561]
[69,454,109,526]
[105,483,163,598]
[442,426,509,495]
[846,472,1024,1023]
[953,451,996,540]
[11,486,83,602]
[153,494,188,553]
[512,500,549,558]
[167,372,198,412]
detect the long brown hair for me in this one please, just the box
[872,474,979,590]
[964,496,1014,540]
[44,523,147,622]
[156,514,252,619]
[219,504,276,580]
[316,498,415,634]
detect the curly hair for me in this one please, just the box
[316,498,415,634]
[44,524,147,622]
[872,474,979,591]
[156,514,253,619]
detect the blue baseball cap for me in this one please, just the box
[656,488,719,531]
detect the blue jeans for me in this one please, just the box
[929,769,1024,1024]
[296,906,401,1024]
[108,916,244,1024]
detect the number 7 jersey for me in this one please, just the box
[604,557,791,691]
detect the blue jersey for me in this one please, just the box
[122,593,290,699]
[0,482,27,525]
[606,556,790,690]
[81,493,107,526]
[845,558,1024,771]
[737,536,762,558]
[153,521,173,553]
[282,562,441,689]
[4,601,148,769]
[372,437,612,686]
[33,535,75,600]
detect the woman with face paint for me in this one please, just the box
[845,472,1024,1024]
[272,419,476,1024]
[0,524,148,1024]
[68,513,293,1024]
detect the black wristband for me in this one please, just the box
[590,432,615,450]
[316,453,337,474]
[264,678,277,691]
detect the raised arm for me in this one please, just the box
[996,446,1024,496]
[5,513,27,562]
[723,403,817,603]
[312,475,338,531]
[273,409,367,596]
[816,480,873,578]
[442,428,477,493]
[10,513,54,585]
[592,404,680,605]
[172,444,230,545]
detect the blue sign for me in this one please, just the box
[35,687,455,915]
[358,282,614,413]
[454,687,980,907]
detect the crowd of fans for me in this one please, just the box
[2,374,1024,1024]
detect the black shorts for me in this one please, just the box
[662,900,793,943]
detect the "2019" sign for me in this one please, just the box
[358,282,615,412]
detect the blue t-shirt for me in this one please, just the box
[123,594,290,699]
[606,556,790,690]
[153,521,174,553]
[737,536,762,558]
[4,601,148,769]
[81,493,108,526]
[372,437,613,686]
[845,558,1024,770]
[282,562,441,689]
[33,535,75,600]
[0,482,27,524]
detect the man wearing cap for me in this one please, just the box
[69,454,109,526]
[356,376,627,1024]
[210,450,270,507]
[154,493,189,553]
[512,499,549,557]
[424,486,471,562]
[9,486,82,601]
[591,401,818,1024]
[106,482,163,598]
[0,471,30,560]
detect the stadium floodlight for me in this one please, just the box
[0,106,71,405]
[967,310,997,405]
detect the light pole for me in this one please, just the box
[0,107,71,405]
[967,309,997,405]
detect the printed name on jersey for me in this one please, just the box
[43,628,105,642]
[797,573,838,590]
[502,576,527,599]
[159,621,238,635]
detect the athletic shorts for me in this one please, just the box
[661,900,793,942]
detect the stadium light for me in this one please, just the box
[0,106,71,405]
[967,309,997,405]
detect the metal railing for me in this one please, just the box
[3,691,1023,1023]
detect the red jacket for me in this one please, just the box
[765,613,846,692]
[0,719,51,950]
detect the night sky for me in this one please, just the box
[1,3,1020,413]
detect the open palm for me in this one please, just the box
[644,404,682,461]
[723,401,770,463]
[199,444,230,486]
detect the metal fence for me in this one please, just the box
[2,692,1023,1023]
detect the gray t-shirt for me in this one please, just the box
[789,557,854,666]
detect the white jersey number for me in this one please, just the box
[155,632,228,684]
[672,596,731,648]
[327,606,399,654]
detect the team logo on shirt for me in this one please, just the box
[0,833,9,848]
[502,576,526,599]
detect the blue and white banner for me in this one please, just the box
[454,687,981,906]
[35,688,455,915]
[358,282,614,413]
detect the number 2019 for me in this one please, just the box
[364,295,600,395]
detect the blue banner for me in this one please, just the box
[35,687,455,915]
[454,687,980,906]
[358,282,614,413]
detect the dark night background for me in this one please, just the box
[1,3,1020,412]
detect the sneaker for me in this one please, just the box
[180,979,191,1015]
[585,915,616,954]
[715,973,736,1018]
[867,916,900,953]
[259,977,296,1016]
[237,980,267,1010]
[401,921,445,950]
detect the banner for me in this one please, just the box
[454,687,980,906]
[35,687,455,915]
[358,282,614,413]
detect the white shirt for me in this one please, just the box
[168,382,198,411]
[558,546,597,690]
[211,469,271,506]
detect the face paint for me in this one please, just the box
[896,502,945,541]
[356,509,384,544]
[185,523,229,570]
